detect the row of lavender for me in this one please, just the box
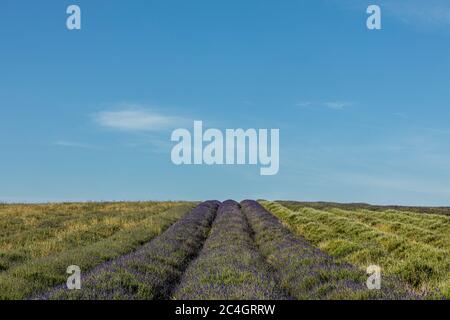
[241,200,417,299]
[173,200,288,299]
[43,201,220,300]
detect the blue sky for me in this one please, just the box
[1,0,450,205]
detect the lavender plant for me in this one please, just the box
[173,200,288,300]
[41,201,220,300]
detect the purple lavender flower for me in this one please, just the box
[41,201,220,300]
[173,200,289,300]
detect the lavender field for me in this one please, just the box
[9,200,433,300]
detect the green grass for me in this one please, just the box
[0,201,195,299]
[262,201,450,298]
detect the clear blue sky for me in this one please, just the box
[1,0,450,205]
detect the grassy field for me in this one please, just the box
[262,201,450,298]
[0,201,195,299]
[46,201,219,300]
[36,201,416,300]
[1,200,448,300]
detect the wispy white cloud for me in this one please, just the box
[297,101,352,110]
[123,137,173,154]
[382,0,450,28]
[393,112,408,120]
[323,102,352,110]
[94,109,187,132]
[53,140,98,150]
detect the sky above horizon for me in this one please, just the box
[1,0,450,205]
